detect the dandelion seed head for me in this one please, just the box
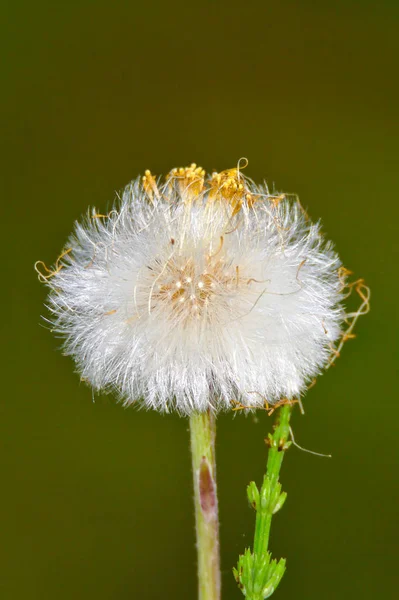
[39,163,347,414]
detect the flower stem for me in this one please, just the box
[234,404,293,599]
[190,410,221,600]
[254,404,292,556]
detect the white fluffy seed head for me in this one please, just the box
[39,164,346,415]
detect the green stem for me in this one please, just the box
[253,404,292,558]
[234,404,294,599]
[190,410,221,600]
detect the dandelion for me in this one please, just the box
[36,161,369,600]
[36,162,345,415]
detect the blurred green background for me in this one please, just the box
[2,1,398,598]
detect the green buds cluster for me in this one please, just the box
[247,477,287,515]
[234,404,293,599]
[234,548,286,599]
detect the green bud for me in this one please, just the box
[253,553,271,592]
[247,481,260,510]
[262,583,275,598]
[262,558,286,598]
[260,477,271,510]
[273,491,287,514]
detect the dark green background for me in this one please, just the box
[2,1,398,598]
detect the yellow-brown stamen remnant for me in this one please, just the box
[337,266,354,297]
[145,159,265,217]
[307,378,317,390]
[209,162,255,216]
[269,192,309,220]
[327,273,370,368]
[142,169,160,201]
[147,239,249,322]
[91,209,118,221]
[34,248,72,282]
[231,397,299,416]
[167,163,205,199]
[260,192,287,210]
